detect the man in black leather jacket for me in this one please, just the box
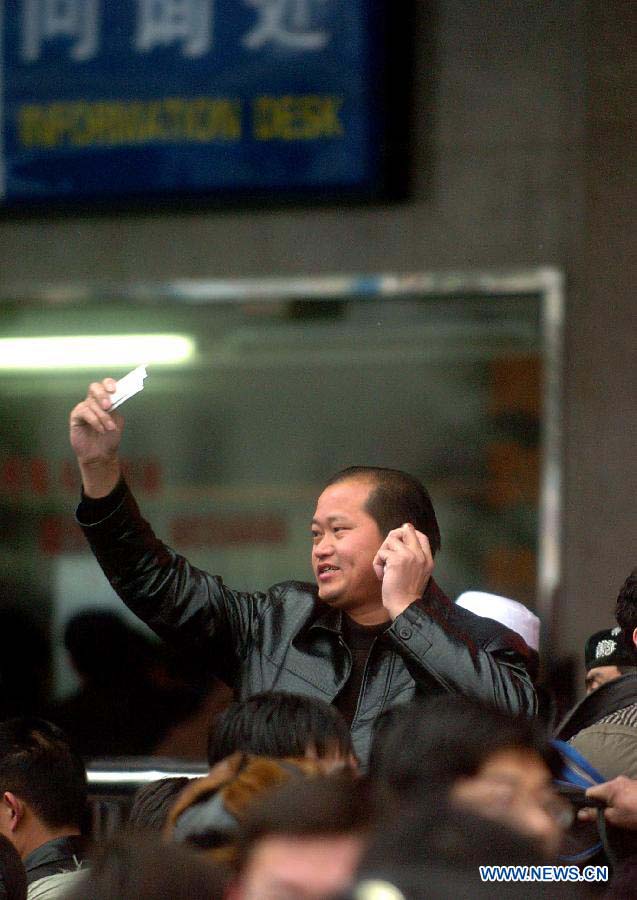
[69,378,536,765]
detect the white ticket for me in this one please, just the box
[110,365,148,410]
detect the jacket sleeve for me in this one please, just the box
[76,482,266,681]
[384,586,537,717]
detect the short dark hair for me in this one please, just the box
[368,696,560,804]
[0,719,87,830]
[615,568,637,653]
[324,466,441,556]
[236,774,371,870]
[128,777,190,832]
[207,692,354,768]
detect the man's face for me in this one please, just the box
[311,479,384,615]
[236,833,363,900]
[585,665,623,694]
[451,748,569,857]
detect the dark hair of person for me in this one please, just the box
[614,568,637,655]
[324,466,441,556]
[236,774,371,871]
[0,834,27,900]
[368,695,560,805]
[0,718,87,830]
[128,777,191,832]
[63,832,226,900]
[63,610,155,684]
[206,691,354,768]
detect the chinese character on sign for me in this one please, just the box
[242,0,330,51]
[21,0,100,62]
[135,0,213,57]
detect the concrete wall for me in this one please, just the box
[1,2,634,686]
[559,3,637,680]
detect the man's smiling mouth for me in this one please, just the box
[317,564,340,578]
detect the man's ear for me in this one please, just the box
[1,792,25,833]
[632,626,637,650]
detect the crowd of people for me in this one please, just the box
[0,378,635,898]
[1,669,637,899]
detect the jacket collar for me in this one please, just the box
[555,673,637,741]
[309,605,343,634]
[24,834,86,883]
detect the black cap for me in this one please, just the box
[584,627,635,671]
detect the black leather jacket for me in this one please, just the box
[77,482,536,764]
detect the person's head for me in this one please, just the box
[0,719,86,859]
[230,775,370,900]
[449,744,568,858]
[206,691,356,771]
[368,696,567,857]
[584,625,637,693]
[614,569,637,655]
[456,591,541,681]
[64,609,155,685]
[63,832,225,900]
[128,777,190,832]
[165,753,326,865]
[354,801,559,900]
[0,833,27,900]
[312,467,440,617]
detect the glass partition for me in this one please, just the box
[0,270,563,698]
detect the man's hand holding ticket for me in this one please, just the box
[69,366,148,498]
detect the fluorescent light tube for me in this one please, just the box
[0,334,195,370]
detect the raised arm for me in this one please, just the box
[69,378,260,681]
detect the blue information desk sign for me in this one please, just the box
[0,0,404,208]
